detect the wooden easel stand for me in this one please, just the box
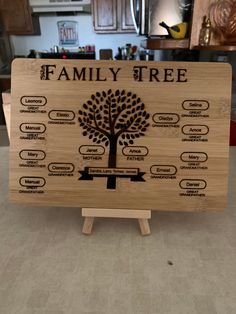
[82,208,151,236]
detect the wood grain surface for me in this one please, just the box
[9,59,232,211]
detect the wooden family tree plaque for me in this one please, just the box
[10,59,231,211]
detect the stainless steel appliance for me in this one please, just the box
[130,0,192,37]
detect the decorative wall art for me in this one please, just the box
[57,21,79,46]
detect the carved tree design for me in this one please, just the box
[78,89,150,189]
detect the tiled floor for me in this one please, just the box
[0,140,236,313]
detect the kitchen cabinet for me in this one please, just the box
[92,0,135,33]
[121,0,135,31]
[0,0,40,35]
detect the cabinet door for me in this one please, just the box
[93,0,117,32]
[120,0,135,31]
[0,0,38,35]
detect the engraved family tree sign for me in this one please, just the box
[10,59,231,211]
[78,89,149,189]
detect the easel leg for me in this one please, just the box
[138,219,151,236]
[82,217,94,235]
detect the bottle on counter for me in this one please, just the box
[53,45,59,53]
[27,50,36,58]
[199,16,212,46]
[78,47,85,53]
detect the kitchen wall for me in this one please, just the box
[9,13,236,100]
[10,14,152,59]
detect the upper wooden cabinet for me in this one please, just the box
[93,0,117,32]
[0,0,40,35]
[93,0,135,33]
[121,0,135,31]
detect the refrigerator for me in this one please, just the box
[130,0,193,37]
